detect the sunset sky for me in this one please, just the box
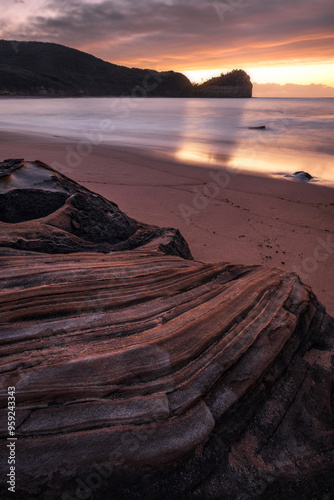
[1,0,334,96]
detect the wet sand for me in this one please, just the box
[1,130,333,315]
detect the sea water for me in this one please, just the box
[0,97,333,183]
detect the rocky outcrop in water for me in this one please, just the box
[0,160,333,499]
[194,70,253,98]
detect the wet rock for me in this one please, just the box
[293,170,313,180]
[283,170,314,182]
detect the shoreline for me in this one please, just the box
[1,130,333,315]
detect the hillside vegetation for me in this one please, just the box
[0,40,252,98]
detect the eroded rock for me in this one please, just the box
[0,159,192,259]
[0,160,333,500]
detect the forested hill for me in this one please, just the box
[0,40,252,98]
[0,40,193,97]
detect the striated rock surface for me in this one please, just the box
[0,160,333,499]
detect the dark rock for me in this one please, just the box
[0,159,192,259]
[0,189,69,223]
[0,158,24,177]
[283,171,314,182]
[293,171,313,180]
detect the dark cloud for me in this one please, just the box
[1,0,333,70]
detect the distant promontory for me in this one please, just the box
[0,40,252,98]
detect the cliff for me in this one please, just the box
[0,159,333,499]
[0,40,252,98]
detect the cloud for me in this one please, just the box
[0,0,333,73]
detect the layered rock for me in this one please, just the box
[0,160,333,499]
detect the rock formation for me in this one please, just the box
[195,70,253,98]
[284,171,314,182]
[0,159,192,258]
[0,160,333,499]
[292,171,313,181]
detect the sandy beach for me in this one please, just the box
[1,130,333,315]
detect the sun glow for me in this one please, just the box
[247,64,334,86]
[183,69,228,84]
[183,63,334,87]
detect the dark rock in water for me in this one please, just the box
[248,125,266,130]
[293,170,313,180]
[0,160,333,500]
[283,171,314,182]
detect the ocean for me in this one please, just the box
[0,97,333,184]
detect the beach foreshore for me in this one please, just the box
[1,130,333,315]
